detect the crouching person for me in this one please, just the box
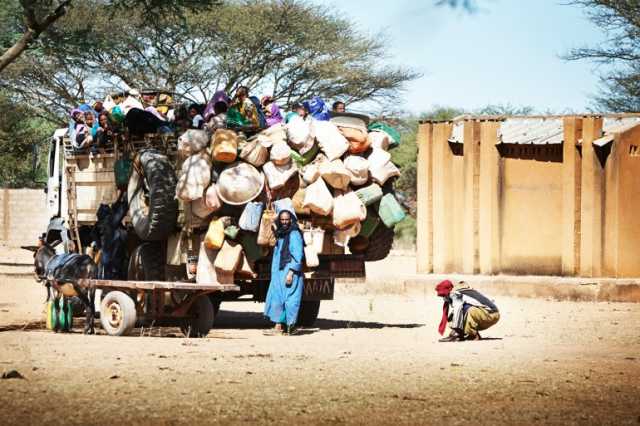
[436,280,500,342]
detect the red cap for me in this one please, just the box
[435,280,453,297]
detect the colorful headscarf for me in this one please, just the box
[303,96,330,121]
[266,102,283,127]
[204,90,231,121]
[436,280,454,335]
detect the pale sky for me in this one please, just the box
[317,0,608,114]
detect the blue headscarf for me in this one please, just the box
[275,209,300,271]
[303,96,330,121]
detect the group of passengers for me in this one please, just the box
[69,85,348,155]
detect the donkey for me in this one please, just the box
[24,242,98,334]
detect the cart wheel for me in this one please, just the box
[100,291,137,336]
[180,296,214,338]
[208,295,222,317]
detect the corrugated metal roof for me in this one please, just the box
[602,116,640,133]
[448,122,464,144]
[592,117,640,146]
[582,117,640,146]
[498,118,564,145]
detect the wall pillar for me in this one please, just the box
[431,122,454,273]
[478,121,501,274]
[561,117,582,276]
[416,122,433,273]
[579,117,604,277]
[462,120,481,274]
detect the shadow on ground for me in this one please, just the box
[215,309,424,331]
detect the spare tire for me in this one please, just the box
[128,242,165,281]
[348,224,395,262]
[128,150,178,241]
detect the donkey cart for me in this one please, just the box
[76,279,239,337]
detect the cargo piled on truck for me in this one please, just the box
[42,88,406,335]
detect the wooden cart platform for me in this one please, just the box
[77,279,239,292]
[76,279,241,337]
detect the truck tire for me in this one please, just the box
[100,291,137,336]
[128,242,165,281]
[180,296,214,338]
[128,150,178,241]
[297,300,321,327]
[348,224,395,262]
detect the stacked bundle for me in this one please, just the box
[173,113,405,282]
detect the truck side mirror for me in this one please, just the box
[44,187,48,194]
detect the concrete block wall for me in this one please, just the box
[416,116,640,278]
[0,188,50,247]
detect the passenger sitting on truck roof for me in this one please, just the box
[261,95,283,127]
[231,86,259,127]
[189,104,204,129]
[68,108,84,137]
[332,100,346,113]
[93,101,104,115]
[72,111,98,153]
[94,112,113,152]
[204,90,229,132]
[284,102,308,123]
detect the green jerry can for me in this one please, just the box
[290,143,320,167]
[224,225,240,240]
[378,193,406,228]
[358,209,381,238]
[355,183,383,206]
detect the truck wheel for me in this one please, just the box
[297,300,321,327]
[348,224,395,262]
[180,296,214,338]
[208,295,222,317]
[128,242,165,281]
[128,149,178,241]
[100,291,137,336]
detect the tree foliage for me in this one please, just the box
[566,1,640,111]
[0,0,222,75]
[0,0,419,124]
[0,92,53,187]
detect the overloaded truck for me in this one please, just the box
[42,90,405,336]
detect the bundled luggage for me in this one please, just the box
[99,91,406,285]
[176,153,212,201]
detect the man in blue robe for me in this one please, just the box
[264,208,304,335]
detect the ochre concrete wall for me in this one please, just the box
[499,157,563,275]
[417,116,640,278]
[0,188,50,247]
[450,152,465,273]
[604,125,640,277]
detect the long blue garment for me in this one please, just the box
[264,230,304,326]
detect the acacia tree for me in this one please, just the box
[1,0,419,123]
[566,1,640,111]
[0,0,221,75]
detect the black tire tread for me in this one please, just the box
[181,296,214,338]
[127,242,165,281]
[129,150,178,241]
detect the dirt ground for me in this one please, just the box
[1,272,639,425]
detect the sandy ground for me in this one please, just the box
[0,272,639,426]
